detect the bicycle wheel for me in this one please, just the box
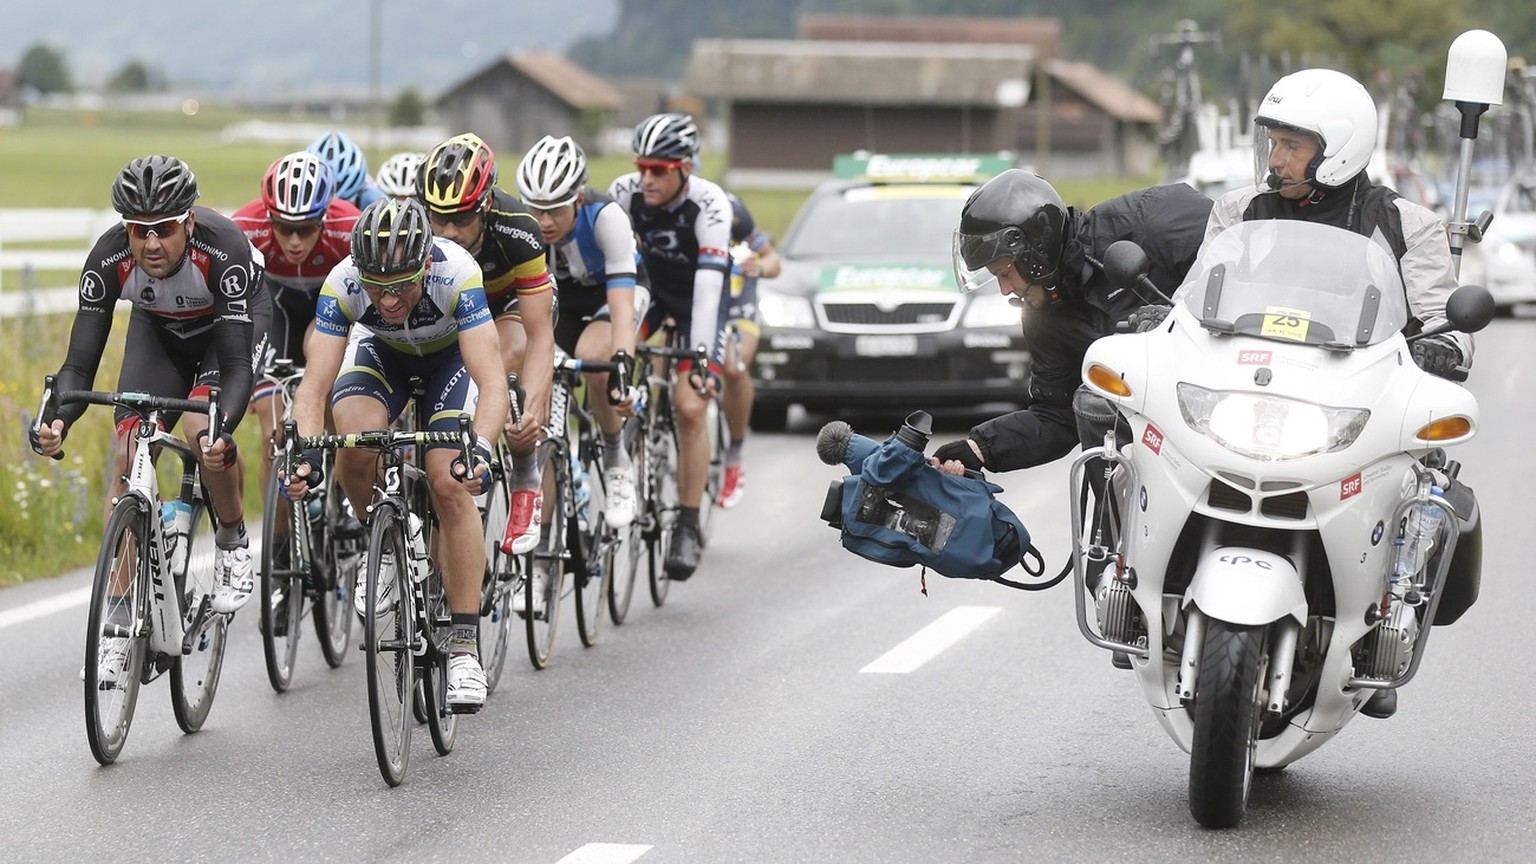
[573,442,608,647]
[84,497,150,765]
[479,447,515,693]
[312,463,353,669]
[524,437,567,670]
[646,413,679,608]
[607,416,644,625]
[364,506,414,787]
[260,465,303,692]
[421,571,458,756]
[170,498,228,734]
[697,396,726,546]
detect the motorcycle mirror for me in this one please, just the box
[1103,240,1151,291]
[1446,283,1497,334]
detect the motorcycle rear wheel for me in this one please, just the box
[1188,618,1267,829]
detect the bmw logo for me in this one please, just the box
[1371,521,1385,545]
[1139,487,1148,512]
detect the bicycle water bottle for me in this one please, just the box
[1394,487,1446,584]
[571,450,592,513]
[406,512,431,583]
[161,499,192,574]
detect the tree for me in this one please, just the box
[17,43,71,94]
[388,87,427,127]
[107,59,153,93]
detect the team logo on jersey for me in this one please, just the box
[220,270,246,298]
[647,229,682,252]
[141,284,156,303]
[80,271,106,303]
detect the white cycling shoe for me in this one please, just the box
[95,636,132,686]
[211,546,254,613]
[446,653,487,712]
[353,549,398,618]
[603,465,638,528]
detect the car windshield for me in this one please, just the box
[1177,221,1409,349]
[783,186,972,259]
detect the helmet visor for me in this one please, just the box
[952,226,1020,294]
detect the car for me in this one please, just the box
[1458,173,1536,314]
[748,154,1030,430]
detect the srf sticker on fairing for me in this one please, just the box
[1141,423,1164,454]
[1260,306,1311,341]
[1237,349,1273,366]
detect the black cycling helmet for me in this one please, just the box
[112,155,200,217]
[351,198,433,276]
[632,113,700,161]
[952,169,1068,298]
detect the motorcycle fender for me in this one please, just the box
[1183,547,1307,627]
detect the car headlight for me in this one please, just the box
[961,292,1022,328]
[1497,241,1532,264]
[1176,383,1369,461]
[759,292,817,329]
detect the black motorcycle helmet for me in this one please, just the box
[953,169,1068,301]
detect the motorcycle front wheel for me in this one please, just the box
[1188,618,1267,829]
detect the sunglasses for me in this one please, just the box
[358,262,427,296]
[427,208,482,229]
[123,211,191,239]
[270,219,323,239]
[635,160,685,178]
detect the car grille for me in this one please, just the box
[815,294,958,334]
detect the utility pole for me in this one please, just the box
[370,0,383,151]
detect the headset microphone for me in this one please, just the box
[1266,172,1307,190]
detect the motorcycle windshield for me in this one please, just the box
[1175,221,1410,348]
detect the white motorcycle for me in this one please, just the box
[1069,219,1495,828]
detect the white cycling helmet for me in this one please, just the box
[375,152,426,198]
[516,135,588,209]
[1252,68,1378,191]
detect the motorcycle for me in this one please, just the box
[1070,219,1495,828]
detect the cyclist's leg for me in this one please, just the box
[719,316,758,507]
[331,336,408,521]
[667,367,711,578]
[250,287,308,526]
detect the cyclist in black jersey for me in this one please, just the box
[609,113,733,580]
[33,155,272,616]
[717,190,781,510]
[420,133,557,555]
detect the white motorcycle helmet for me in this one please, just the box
[1252,68,1377,191]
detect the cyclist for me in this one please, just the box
[515,134,646,531]
[281,198,509,711]
[609,112,732,580]
[418,132,556,557]
[308,130,388,210]
[716,190,781,509]
[375,151,426,201]
[33,155,272,631]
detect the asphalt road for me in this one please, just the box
[2,320,1534,863]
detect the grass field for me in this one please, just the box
[0,105,1153,585]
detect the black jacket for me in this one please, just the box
[972,183,1213,471]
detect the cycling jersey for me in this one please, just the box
[233,198,362,365]
[609,172,731,360]
[547,189,648,352]
[314,237,491,356]
[724,190,770,326]
[55,204,267,430]
[477,187,555,319]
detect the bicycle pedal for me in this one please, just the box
[449,703,484,715]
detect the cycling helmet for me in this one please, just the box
[1252,68,1377,190]
[516,135,588,208]
[350,198,433,276]
[375,151,427,198]
[307,131,369,203]
[261,151,334,222]
[112,155,199,217]
[420,133,498,214]
[952,169,1068,297]
[632,113,700,161]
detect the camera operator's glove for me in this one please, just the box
[1128,304,1172,333]
[608,349,635,405]
[1411,334,1463,378]
[932,438,984,472]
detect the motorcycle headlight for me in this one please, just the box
[1176,383,1370,461]
[759,292,816,329]
[961,292,1022,328]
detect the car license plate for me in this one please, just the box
[854,334,918,357]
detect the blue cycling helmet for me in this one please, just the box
[307,131,369,203]
[262,151,334,222]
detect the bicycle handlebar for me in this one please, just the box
[33,375,222,462]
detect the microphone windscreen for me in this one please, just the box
[1265,172,1282,190]
[816,421,853,465]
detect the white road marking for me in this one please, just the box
[555,844,653,864]
[0,586,91,631]
[860,605,1002,674]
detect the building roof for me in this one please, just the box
[1045,59,1163,124]
[798,13,1062,60]
[684,39,1034,107]
[438,52,622,111]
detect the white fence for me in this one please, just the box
[0,209,122,318]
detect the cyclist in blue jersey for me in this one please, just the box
[282,198,509,712]
[308,130,388,210]
[516,134,647,531]
[717,190,780,509]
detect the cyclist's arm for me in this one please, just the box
[595,203,639,355]
[458,314,509,449]
[690,191,733,369]
[295,277,354,438]
[750,233,781,279]
[55,228,129,428]
[200,220,259,430]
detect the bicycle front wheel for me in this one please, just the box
[365,506,414,786]
[170,498,228,734]
[697,396,726,547]
[525,437,566,670]
[573,446,608,647]
[646,414,679,608]
[260,465,303,692]
[479,448,515,693]
[84,496,150,765]
[312,464,354,669]
[607,415,645,625]
[422,572,457,756]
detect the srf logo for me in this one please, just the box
[1341,472,1363,500]
[1238,350,1272,366]
[1141,424,1164,454]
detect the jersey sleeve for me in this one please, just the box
[55,227,131,426]
[689,185,733,362]
[314,262,359,337]
[196,213,259,430]
[594,202,639,291]
[452,265,492,331]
